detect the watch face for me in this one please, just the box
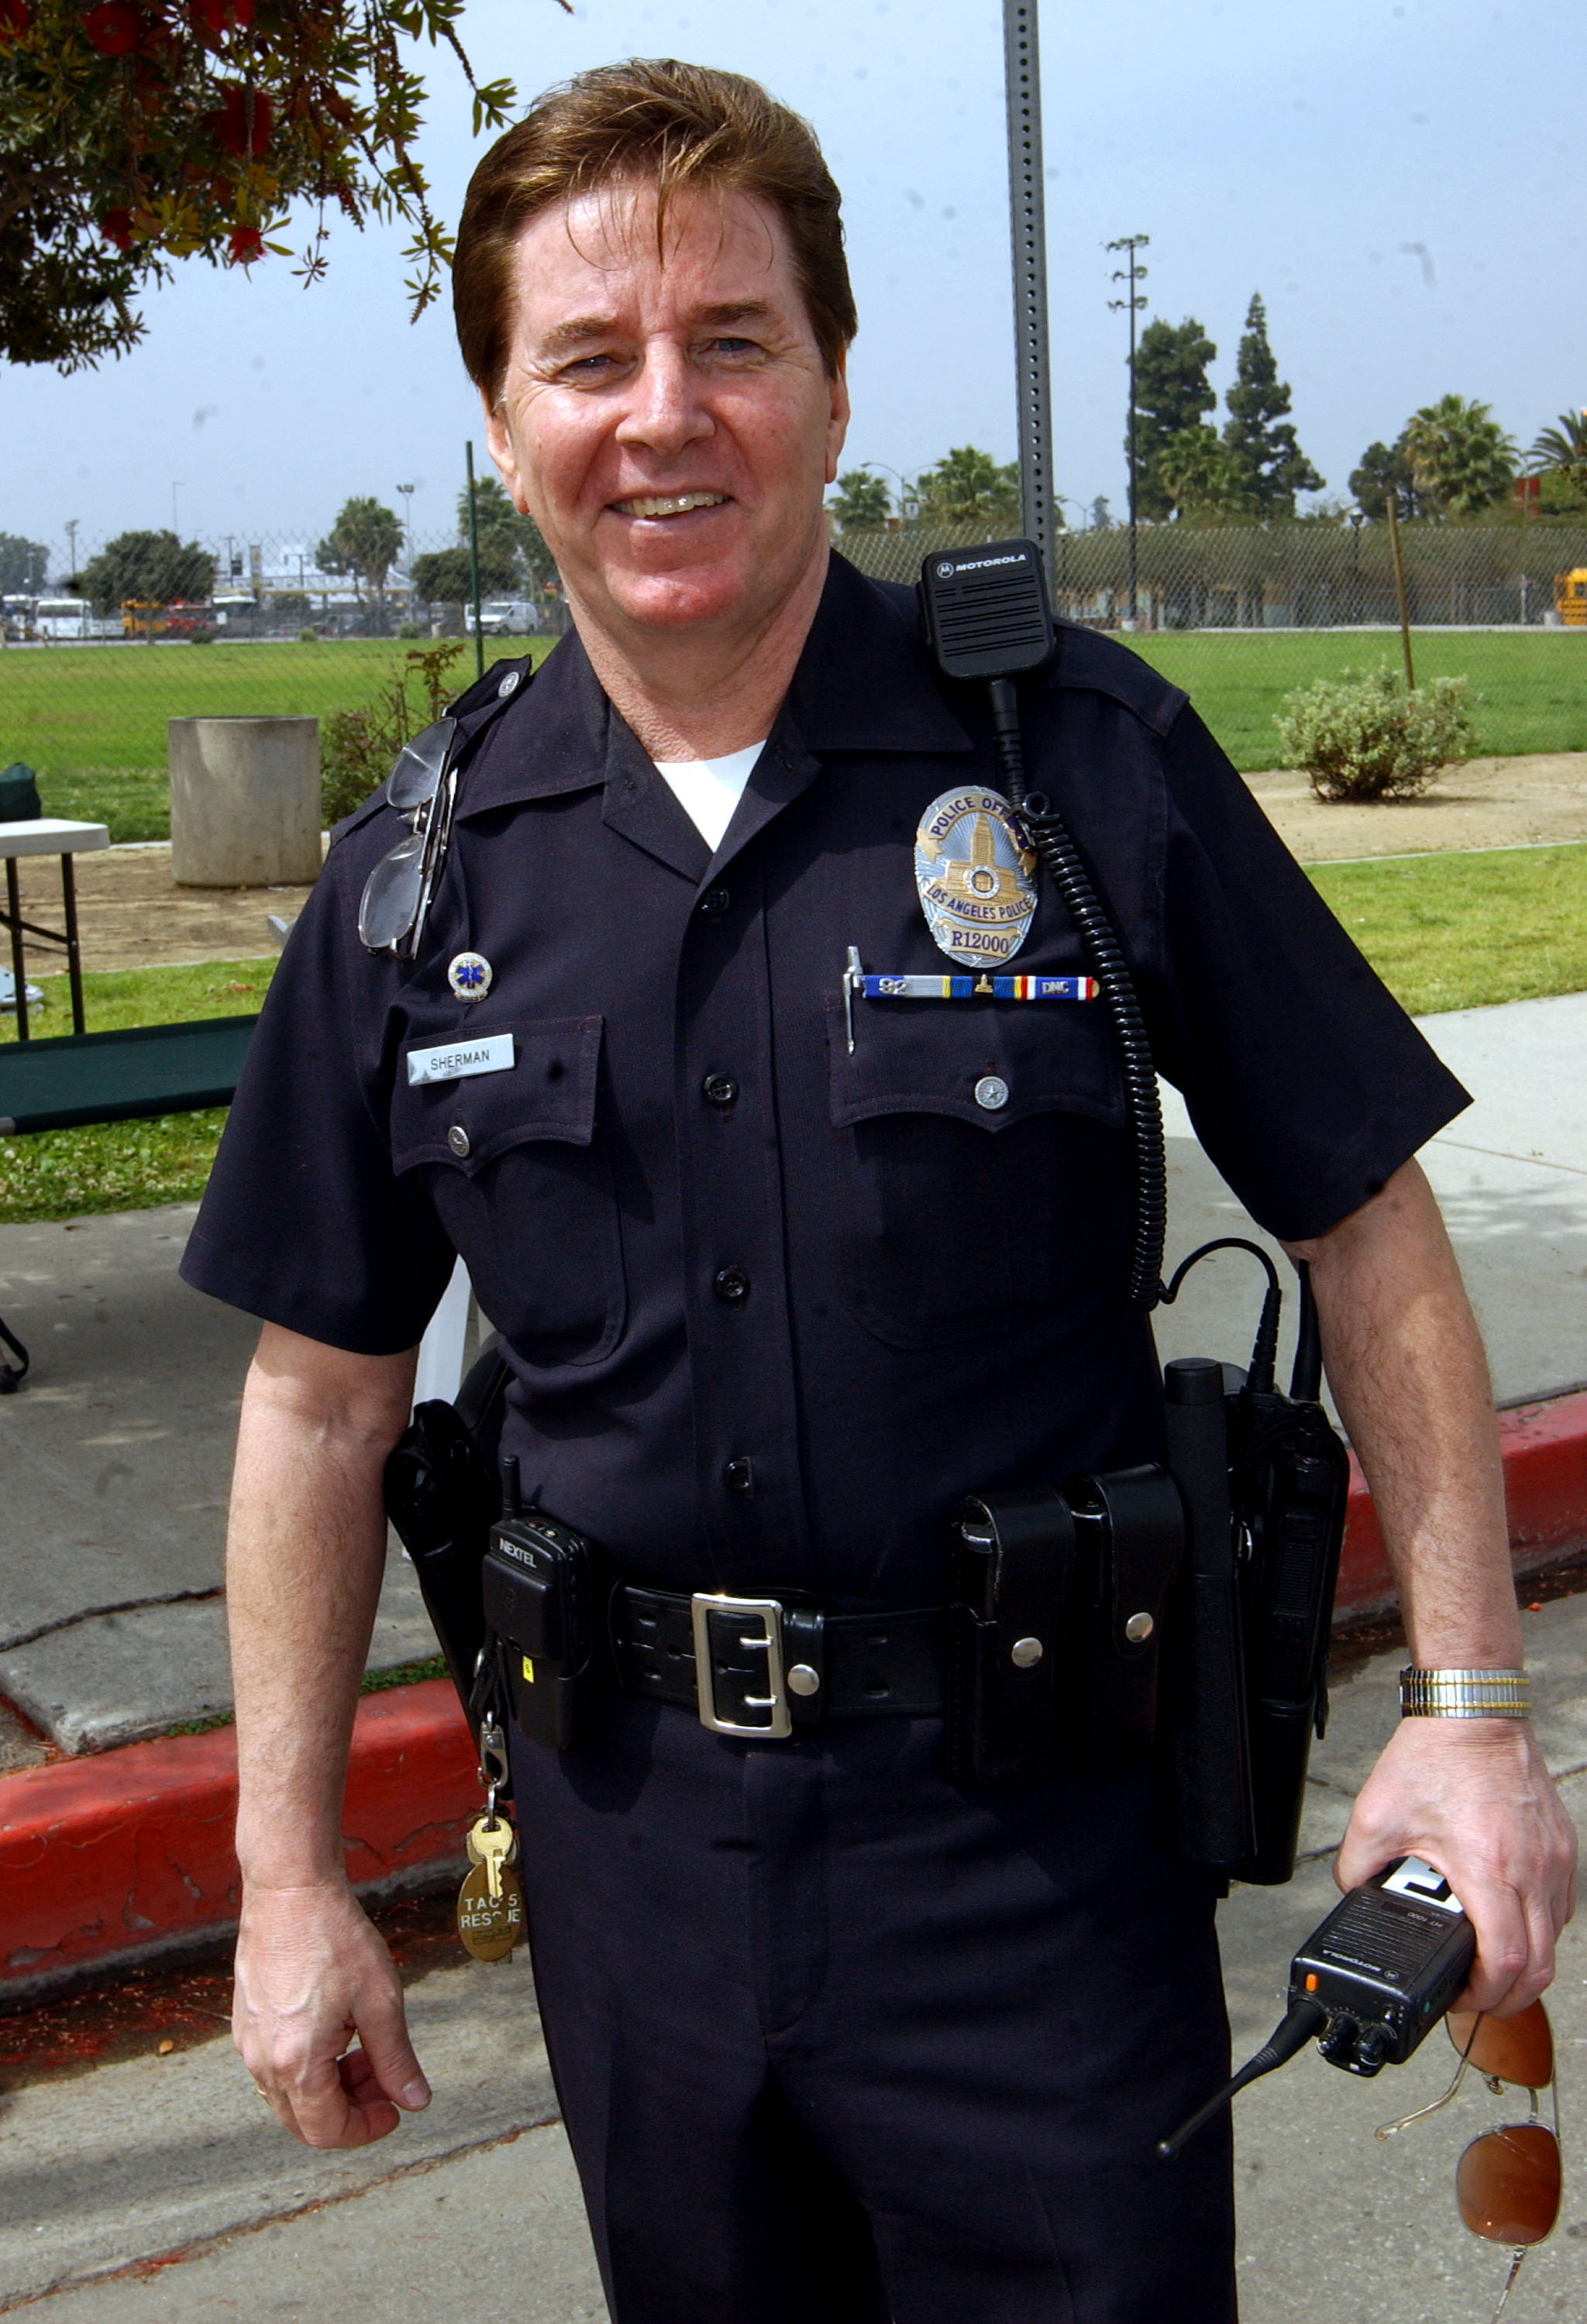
[914,786,1038,966]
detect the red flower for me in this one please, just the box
[0,0,30,43]
[228,225,264,264]
[190,0,252,44]
[99,208,135,251]
[208,82,273,156]
[82,0,139,51]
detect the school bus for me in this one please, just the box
[1554,569,1587,627]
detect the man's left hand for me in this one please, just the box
[1334,1716,1577,2016]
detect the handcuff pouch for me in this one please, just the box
[1062,1464,1185,1765]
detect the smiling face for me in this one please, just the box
[484,180,849,656]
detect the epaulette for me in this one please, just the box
[328,650,539,848]
[1045,622,1186,739]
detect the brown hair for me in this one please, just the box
[453,58,857,403]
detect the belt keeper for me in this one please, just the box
[782,1604,826,1724]
[1399,1666,1531,1721]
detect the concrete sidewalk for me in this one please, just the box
[2,1595,1585,2323]
[2,986,1581,1767]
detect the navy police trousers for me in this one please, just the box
[510,1697,1236,2323]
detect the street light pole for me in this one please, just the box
[861,462,920,527]
[1003,0,1055,574]
[1107,235,1149,624]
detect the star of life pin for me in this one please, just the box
[913,787,1038,966]
[447,951,492,1002]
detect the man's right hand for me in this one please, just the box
[232,1877,432,2147]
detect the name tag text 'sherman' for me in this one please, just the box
[406,1032,516,1087]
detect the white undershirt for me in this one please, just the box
[651,742,766,852]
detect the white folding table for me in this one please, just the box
[0,819,110,1040]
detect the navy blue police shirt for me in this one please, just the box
[181,554,1468,1607]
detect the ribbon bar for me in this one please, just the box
[859,974,1098,1002]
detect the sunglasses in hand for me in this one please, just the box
[1377,1999,1560,2321]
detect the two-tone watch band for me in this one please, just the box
[1399,1666,1532,1721]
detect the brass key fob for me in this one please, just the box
[457,1812,524,1963]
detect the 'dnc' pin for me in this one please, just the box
[448,951,492,1002]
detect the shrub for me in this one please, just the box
[297,626,319,643]
[321,640,466,826]
[1274,665,1478,801]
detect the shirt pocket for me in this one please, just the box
[826,995,1131,1349]
[391,1015,625,1367]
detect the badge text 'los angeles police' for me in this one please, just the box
[913,787,1038,967]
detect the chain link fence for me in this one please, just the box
[0,528,567,841]
[2,520,1584,842]
[841,517,1587,774]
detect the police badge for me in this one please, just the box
[913,787,1038,966]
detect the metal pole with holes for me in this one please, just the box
[1003,0,1055,577]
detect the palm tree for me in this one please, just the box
[914,447,1021,531]
[827,470,893,532]
[1528,410,1587,493]
[1400,396,1516,518]
[1156,425,1256,522]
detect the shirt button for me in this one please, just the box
[699,886,732,918]
[497,669,521,698]
[447,1123,471,1158]
[974,1074,1010,1112]
[714,1266,750,1304]
[701,1074,738,1107]
[722,1458,754,1495]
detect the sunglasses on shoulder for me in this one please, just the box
[357,717,460,960]
[1377,1999,1560,2321]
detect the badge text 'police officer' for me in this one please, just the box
[914,788,1038,966]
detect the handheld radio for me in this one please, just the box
[1160,1856,1477,2158]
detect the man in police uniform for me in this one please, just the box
[186,59,1575,2323]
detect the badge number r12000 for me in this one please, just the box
[914,787,1038,966]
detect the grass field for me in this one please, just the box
[1126,629,1587,772]
[0,629,1583,841]
[2,842,1582,1226]
[0,635,556,841]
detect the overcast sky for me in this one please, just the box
[2,0,1581,567]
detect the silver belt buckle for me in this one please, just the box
[690,1593,792,1738]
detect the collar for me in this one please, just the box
[456,552,973,834]
[780,552,973,757]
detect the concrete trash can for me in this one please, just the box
[169,717,322,887]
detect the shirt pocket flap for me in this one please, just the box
[392,1016,604,1177]
[827,995,1124,1133]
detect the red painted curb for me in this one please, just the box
[1336,1388,1587,1618]
[0,1680,476,1998]
[3,1394,1585,1999]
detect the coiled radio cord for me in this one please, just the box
[987,675,1168,1312]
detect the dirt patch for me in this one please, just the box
[7,844,320,978]
[1247,750,1587,863]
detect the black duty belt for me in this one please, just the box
[610,1583,945,1738]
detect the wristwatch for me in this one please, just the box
[1399,1666,1531,1721]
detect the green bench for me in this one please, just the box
[0,1015,257,1390]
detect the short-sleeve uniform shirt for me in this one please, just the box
[182,555,1468,1607]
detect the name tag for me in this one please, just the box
[406,1032,515,1087]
